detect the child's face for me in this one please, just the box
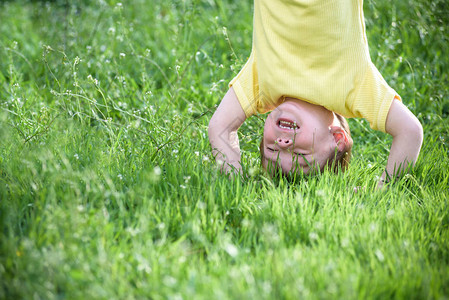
[262,99,336,175]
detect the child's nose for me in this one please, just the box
[277,137,292,148]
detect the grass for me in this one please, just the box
[0,0,448,299]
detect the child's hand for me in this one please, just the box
[216,158,242,176]
[208,87,247,176]
[376,179,386,190]
[383,99,423,182]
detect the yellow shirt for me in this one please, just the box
[230,0,400,132]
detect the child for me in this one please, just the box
[208,0,423,187]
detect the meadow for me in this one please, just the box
[0,0,448,298]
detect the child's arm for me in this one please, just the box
[208,87,247,174]
[380,99,423,187]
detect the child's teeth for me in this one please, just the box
[279,120,297,129]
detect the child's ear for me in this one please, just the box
[330,126,348,152]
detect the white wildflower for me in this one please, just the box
[153,166,161,176]
[224,243,238,258]
[309,232,319,241]
[375,249,385,262]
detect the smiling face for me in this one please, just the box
[262,98,339,175]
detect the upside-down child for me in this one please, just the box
[208,0,423,187]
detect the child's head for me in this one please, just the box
[260,98,353,175]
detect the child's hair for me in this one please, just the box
[325,113,353,172]
[260,113,353,174]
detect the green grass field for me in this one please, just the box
[1,0,448,298]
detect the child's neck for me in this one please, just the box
[284,97,335,127]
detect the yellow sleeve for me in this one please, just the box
[351,62,401,133]
[229,49,260,117]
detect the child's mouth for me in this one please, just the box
[278,119,299,130]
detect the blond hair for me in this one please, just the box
[324,113,353,172]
